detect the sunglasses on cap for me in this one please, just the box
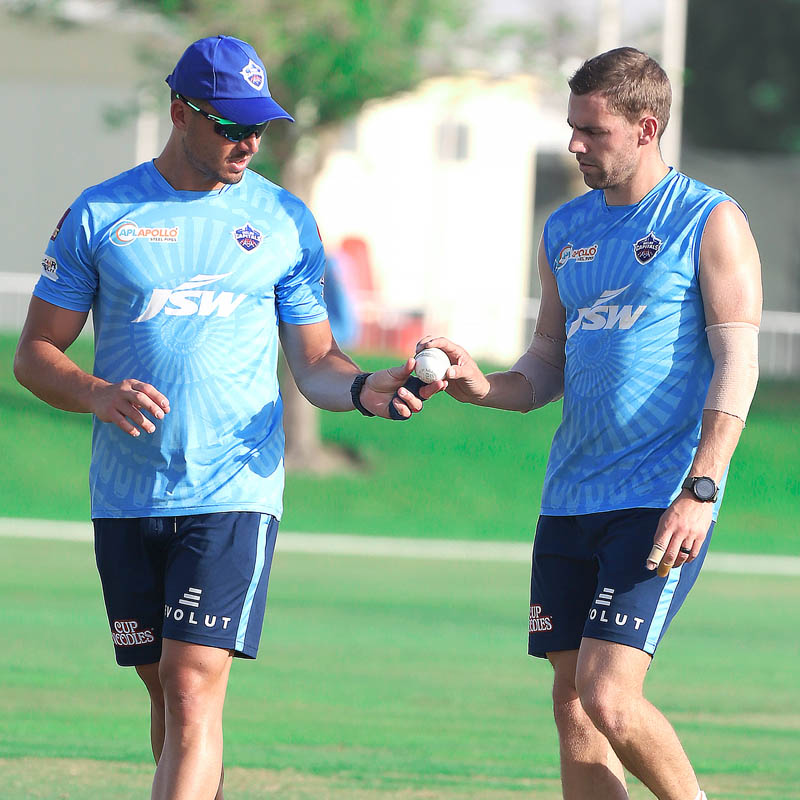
[175,93,270,142]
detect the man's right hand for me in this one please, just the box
[91,380,170,437]
[415,337,491,405]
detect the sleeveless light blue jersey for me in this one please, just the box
[541,169,735,517]
[34,161,328,519]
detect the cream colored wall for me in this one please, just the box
[311,75,540,362]
[0,12,171,285]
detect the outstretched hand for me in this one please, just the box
[415,336,490,405]
[360,358,446,419]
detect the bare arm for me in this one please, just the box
[278,319,443,419]
[420,236,567,411]
[14,296,169,437]
[650,200,762,572]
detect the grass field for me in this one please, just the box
[1,330,798,798]
[1,533,799,799]
[1,334,798,554]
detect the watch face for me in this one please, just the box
[694,477,716,501]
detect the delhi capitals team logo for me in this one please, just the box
[633,231,662,264]
[233,223,263,252]
[240,59,265,90]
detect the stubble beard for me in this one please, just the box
[582,151,638,192]
[182,138,244,186]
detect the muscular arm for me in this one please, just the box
[650,201,762,571]
[278,319,442,419]
[421,237,566,412]
[685,200,762,483]
[14,296,169,436]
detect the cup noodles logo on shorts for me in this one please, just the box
[529,604,553,633]
[112,619,155,647]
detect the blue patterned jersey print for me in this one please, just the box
[541,169,735,517]
[34,161,328,519]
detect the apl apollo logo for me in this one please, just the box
[110,219,179,247]
[555,242,599,271]
[133,273,247,323]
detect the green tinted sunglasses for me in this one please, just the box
[176,93,269,142]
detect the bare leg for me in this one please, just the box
[575,638,700,800]
[144,640,232,800]
[548,649,629,799]
[136,663,166,762]
[136,661,225,799]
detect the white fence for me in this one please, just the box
[2,272,799,376]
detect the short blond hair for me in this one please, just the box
[569,47,672,138]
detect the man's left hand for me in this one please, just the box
[361,358,447,419]
[647,495,714,576]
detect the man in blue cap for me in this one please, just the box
[14,35,444,800]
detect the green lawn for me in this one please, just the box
[1,334,797,553]
[0,535,798,799]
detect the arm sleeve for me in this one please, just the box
[33,200,98,312]
[275,203,329,325]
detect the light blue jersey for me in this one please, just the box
[34,161,328,519]
[541,169,734,517]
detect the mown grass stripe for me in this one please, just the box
[1,517,798,575]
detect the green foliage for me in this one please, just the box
[684,0,800,152]
[135,0,469,179]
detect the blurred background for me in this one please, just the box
[2,0,799,369]
[1,4,798,798]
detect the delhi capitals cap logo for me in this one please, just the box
[233,223,263,252]
[240,59,265,90]
[633,231,662,264]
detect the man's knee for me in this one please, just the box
[552,670,581,719]
[158,641,232,724]
[575,675,633,741]
[549,652,595,738]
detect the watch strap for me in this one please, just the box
[682,475,718,502]
[350,372,375,417]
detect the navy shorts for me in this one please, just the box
[528,508,713,658]
[93,512,279,666]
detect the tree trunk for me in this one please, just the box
[279,127,360,473]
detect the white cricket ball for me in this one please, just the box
[414,347,450,383]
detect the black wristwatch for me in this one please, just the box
[350,372,375,417]
[682,475,718,502]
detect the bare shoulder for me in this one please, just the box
[535,237,567,341]
[700,200,756,259]
[699,200,762,325]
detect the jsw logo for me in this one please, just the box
[567,285,646,339]
[133,273,246,323]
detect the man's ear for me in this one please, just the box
[170,98,190,132]
[638,115,659,145]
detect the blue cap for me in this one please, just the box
[166,35,294,125]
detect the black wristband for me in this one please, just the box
[350,372,375,417]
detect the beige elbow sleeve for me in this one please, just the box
[703,322,759,423]
[510,332,566,411]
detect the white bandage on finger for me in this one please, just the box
[509,332,566,412]
[703,322,759,423]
